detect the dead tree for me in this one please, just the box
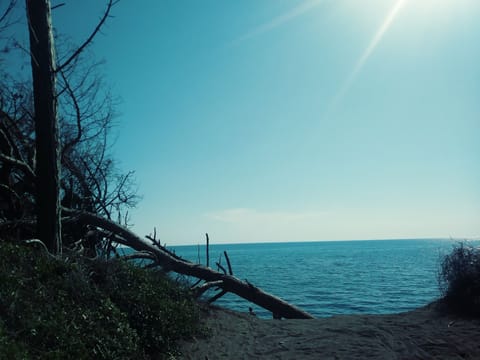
[66,211,314,319]
[26,0,61,253]
[0,0,127,243]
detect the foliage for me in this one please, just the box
[438,241,480,316]
[0,319,28,359]
[93,260,200,357]
[0,241,200,359]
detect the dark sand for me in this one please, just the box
[178,303,480,359]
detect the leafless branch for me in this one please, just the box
[0,109,31,165]
[51,3,66,11]
[0,0,16,33]
[208,290,227,304]
[216,261,227,275]
[56,0,117,73]
[23,238,56,258]
[224,250,233,275]
[206,232,210,267]
[122,251,157,263]
[192,280,223,298]
[0,153,35,179]
[59,69,82,158]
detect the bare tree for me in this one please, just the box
[56,46,138,222]
[0,61,137,234]
[1,0,136,245]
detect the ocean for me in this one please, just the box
[167,239,462,318]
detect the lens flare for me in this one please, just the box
[235,0,325,43]
[327,0,408,115]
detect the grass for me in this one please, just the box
[0,241,200,359]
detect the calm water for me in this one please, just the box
[169,239,461,318]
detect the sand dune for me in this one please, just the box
[178,303,480,359]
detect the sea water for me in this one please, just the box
[168,239,461,318]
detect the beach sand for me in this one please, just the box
[178,303,480,359]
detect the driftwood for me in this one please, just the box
[65,211,314,319]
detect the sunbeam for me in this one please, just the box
[327,0,408,115]
[234,0,325,43]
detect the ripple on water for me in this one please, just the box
[172,239,455,317]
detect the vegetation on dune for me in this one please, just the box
[0,241,200,359]
[438,241,480,317]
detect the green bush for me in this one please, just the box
[0,320,29,359]
[439,241,480,316]
[0,242,140,359]
[0,241,199,359]
[93,260,199,357]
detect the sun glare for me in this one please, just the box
[327,0,408,115]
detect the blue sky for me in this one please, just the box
[24,0,480,243]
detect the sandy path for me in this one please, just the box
[178,304,480,359]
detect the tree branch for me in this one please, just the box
[56,0,116,73]
[0,153,35,179]
[192,280,223,298]
[224,251,233,275]
[216,261,227,275]
[121,251,157,263]
[59,69,82,159]
[208,290,227,304]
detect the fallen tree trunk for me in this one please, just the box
[67,211,314,319]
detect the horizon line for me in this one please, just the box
[168,237,475,247]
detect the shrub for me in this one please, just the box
[92,259,200,357]
[0,242,140,359]
[438,241,480,316]
[0,320,29,359]
[0,241,199,359]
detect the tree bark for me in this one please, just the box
[26,0,61,253]
[69,211,315,319]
